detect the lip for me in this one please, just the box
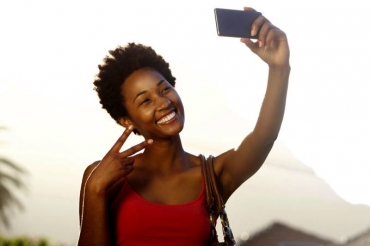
[156,110,176,125]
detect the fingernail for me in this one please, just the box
[147,139,153,144]
[251,28,256,37]
[240,38,247,43]
[258,41,263,47]
[128,125,133,130]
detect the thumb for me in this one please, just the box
[240,38,258,52]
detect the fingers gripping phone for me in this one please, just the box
[214,8,262,39]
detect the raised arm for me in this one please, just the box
[216,8,290,201]
[78,127,152,246]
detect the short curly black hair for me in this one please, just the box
[93,43,176,132]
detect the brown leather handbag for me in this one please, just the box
[200,155,236,246]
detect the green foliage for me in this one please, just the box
[0,235,62,246]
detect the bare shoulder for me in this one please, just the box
[79,160,100,223]
[213,148,236,176]
[82,160,101,182]
[189,150,235,174]
[189,153,203,166]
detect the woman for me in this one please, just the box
[78,7,290,246]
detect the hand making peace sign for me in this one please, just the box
[85,126,153,196]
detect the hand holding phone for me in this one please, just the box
[214,8,261,39]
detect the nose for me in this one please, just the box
[156,95,171,111]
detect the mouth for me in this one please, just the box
[156,111,176,125]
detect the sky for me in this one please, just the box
[1,0,370,242]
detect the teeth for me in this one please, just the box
[157,112,176,124]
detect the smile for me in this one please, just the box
[157,111,176,124]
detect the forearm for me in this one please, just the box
[78,190,112,246]
[253,64,290,144]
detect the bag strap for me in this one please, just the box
[200,155,236,246]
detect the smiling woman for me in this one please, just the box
[77,8,290,246]
[120,68,185,138]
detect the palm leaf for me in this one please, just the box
[0,126,27,229]
[0,171,27,189]
[0,129,27,229]
[0,158,27,174]
[0,183,24,228]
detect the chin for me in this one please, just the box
[167,124,184,136]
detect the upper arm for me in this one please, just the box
[215,132,274,201]
[79,161,100,226]
[78,161,126,228]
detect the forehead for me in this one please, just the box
[121,68,166,98]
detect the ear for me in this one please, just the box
[119,117,133,129]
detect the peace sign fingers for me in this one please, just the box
[85,127,153,195]
[118,138,153,159]
[109,126,135,153]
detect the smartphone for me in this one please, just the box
[214,8,262,39]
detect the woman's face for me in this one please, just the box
[121,68,185,139]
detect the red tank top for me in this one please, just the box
[111,178,211,246]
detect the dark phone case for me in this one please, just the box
[214,8,261,39]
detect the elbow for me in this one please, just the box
[253,130,279,147]
[269,132,279,144]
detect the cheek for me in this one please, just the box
[173,93,184,112]
[132,107,155,126]
[141,110,154,122]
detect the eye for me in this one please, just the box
[140,98,151,105]
[162,86,171,93]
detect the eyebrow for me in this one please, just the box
[133,80,166,102]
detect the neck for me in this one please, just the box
[140,135,188,171]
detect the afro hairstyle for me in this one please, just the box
[93,43,176,134]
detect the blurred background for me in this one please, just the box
[1,0,370,245]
